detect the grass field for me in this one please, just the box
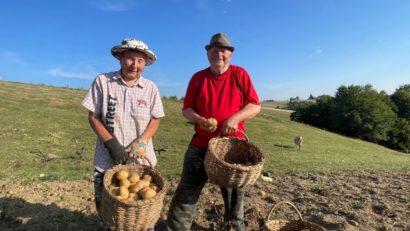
[0,81,409,182]
[261,100,289,109]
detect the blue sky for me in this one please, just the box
[1,0,409,100]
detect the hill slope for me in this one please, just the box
[0,81,408,181]
[1,81,409,230]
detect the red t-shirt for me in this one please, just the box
[183,65,260,148]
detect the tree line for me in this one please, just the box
[289,84,410,153]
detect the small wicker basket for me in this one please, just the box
[204,131,265,188]
[264,201,326,231]
[100,161,166,231]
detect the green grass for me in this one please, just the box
[0,81,409,182]
[261,100,289,109]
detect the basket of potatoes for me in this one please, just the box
[100,161,166,231]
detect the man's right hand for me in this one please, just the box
[199,117,218,133]
[104,138,129,165]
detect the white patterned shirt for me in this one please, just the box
[81,71,165,172]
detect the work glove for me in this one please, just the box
[104,138,129,165]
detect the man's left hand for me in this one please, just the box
[127,139,147,158]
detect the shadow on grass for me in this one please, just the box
[273,144,293,149]
[0,197,102,231]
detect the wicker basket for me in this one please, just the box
[264,201,326,231]
[100,161,166,231]
[204,131,265,188]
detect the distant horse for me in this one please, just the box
[294,136,303,151]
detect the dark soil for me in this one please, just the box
[1,172,409,231]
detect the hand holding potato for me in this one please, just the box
[206,118,217,127]
[200,117,218,133]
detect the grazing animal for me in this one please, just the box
[294,136,303,150]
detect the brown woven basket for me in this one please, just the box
[264,201,326,231]
[204,130,265,188]
[100,161,166,231]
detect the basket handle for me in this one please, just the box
[126,155,153,168]
[236,130,249,141]
[219,129,249,141]
[266,201,303,222]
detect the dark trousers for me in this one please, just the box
[94,170,105,215]
[166,144,245,231]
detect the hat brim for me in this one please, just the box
[205,44,235,52]
[111,47,157,66]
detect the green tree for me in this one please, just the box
[312,95,334,127]
[387,118,410,152]
[391,84,410,120]
[289,100,315,122]
[168,95,178,101]
[330,84,396,142]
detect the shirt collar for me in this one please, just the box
[113,70,146,88]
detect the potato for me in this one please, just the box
[142,175,152,183]
[206,118,217,127]
[129,180,149,193]
[149,183,158,192]
[139,187,157,200]
[116,170,129,180]
[119,179,131,188]
[128,173,140,183]
[108,184,118,191]
[119,186,129,199]
[110,187,120,196]
[128,192,137,201]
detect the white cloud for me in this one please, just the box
[314,48,323,55]
[92,0,136,12]
[0,51,27,66]
[308,47,324,57]
[0,75,3,80]
[48,68,95,80]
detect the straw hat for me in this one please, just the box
[111,38,157,65]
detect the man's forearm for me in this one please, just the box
[182,107,207,125]
[88,111,112,142]
[230,103,261,122]
[139,118,161,141]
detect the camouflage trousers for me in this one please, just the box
[165,144,245,231]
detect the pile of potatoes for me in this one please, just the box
[108,169,158,202]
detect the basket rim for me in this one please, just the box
[265,201,326,231]
[102,163,166,207]
[207,136,265,171]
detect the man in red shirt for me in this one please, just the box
[165,33,261,231]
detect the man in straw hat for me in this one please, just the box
[81,38,164,220]
[164,33,261,231]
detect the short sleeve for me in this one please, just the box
[81,76,104,115]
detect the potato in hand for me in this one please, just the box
[205,118,217,127]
